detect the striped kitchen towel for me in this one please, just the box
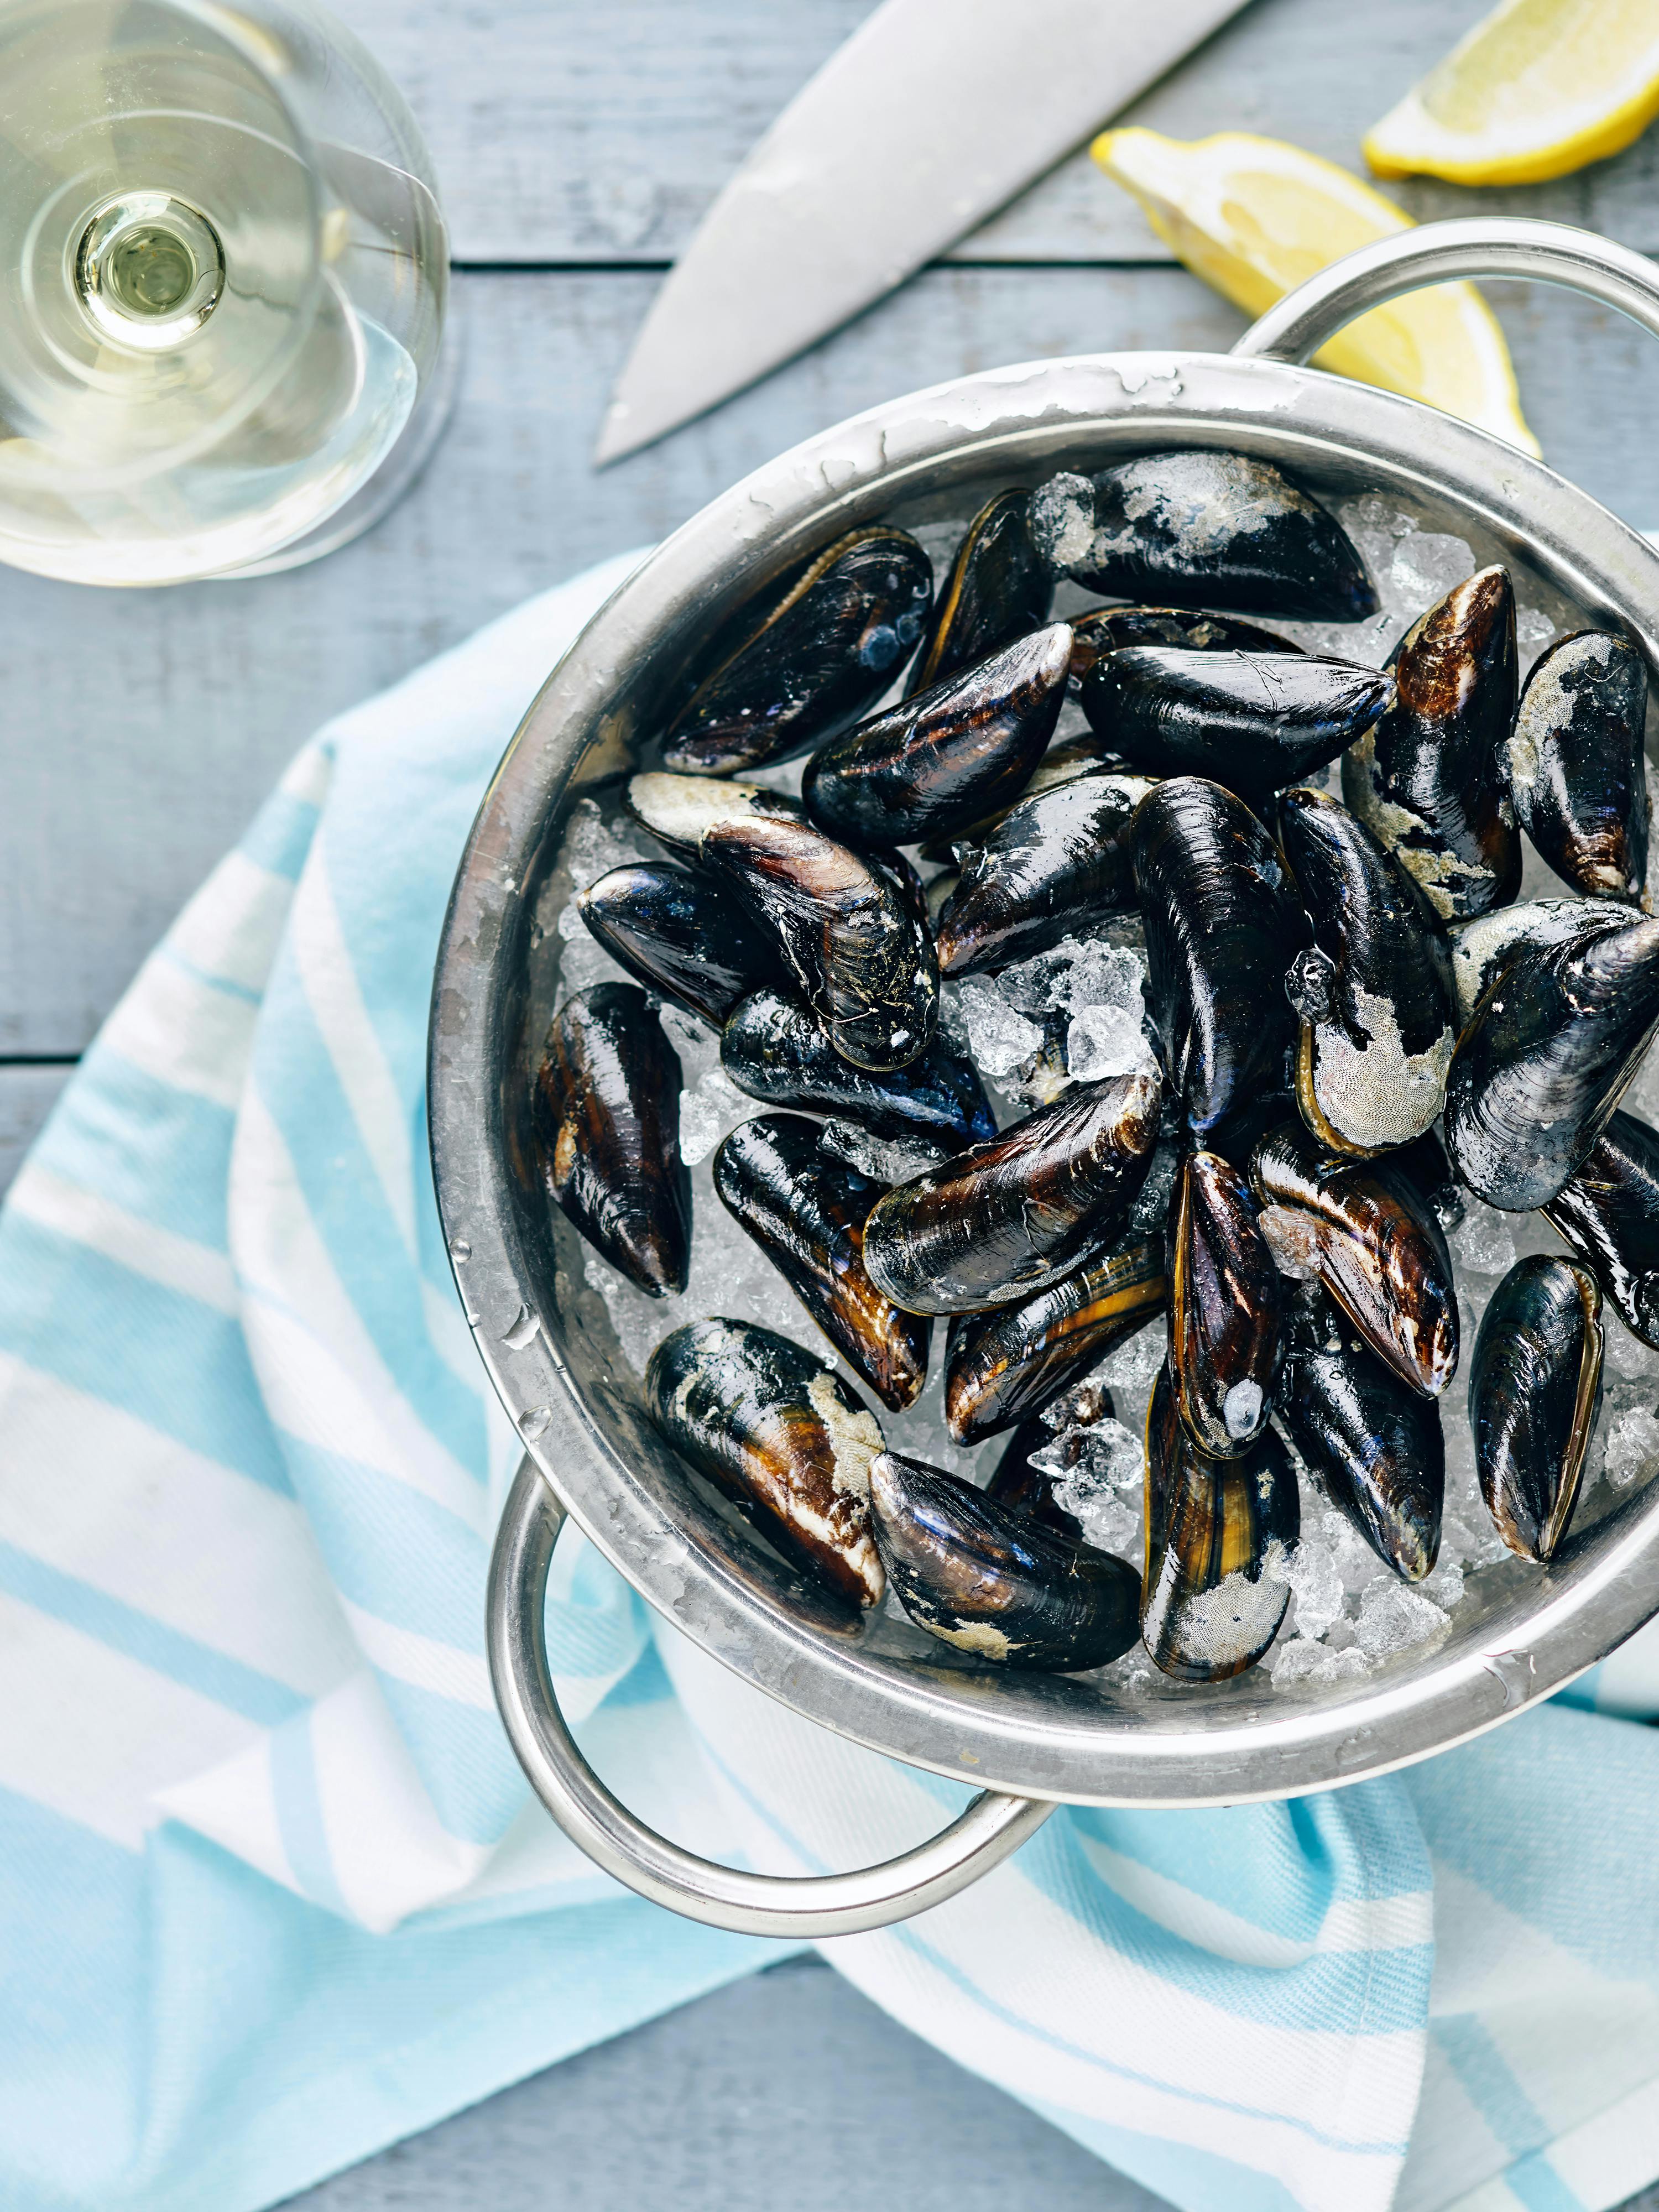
[6,550,1659,2212]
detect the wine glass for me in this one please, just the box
[0,0,452,585]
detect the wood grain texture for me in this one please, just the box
[331,0,1659,265]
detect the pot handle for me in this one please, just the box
[1233,216,1659,368]
[487,1455,1054,1938]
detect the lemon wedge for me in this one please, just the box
[1092,127,1538,455]
[1365,0,1659,187]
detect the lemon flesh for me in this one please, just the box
[1365,0,1659,186]
[1093,127,1538,456]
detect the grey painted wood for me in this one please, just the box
[333,0,1659,266]
[0,1067,69,1197]
[279,1955,1175,2211]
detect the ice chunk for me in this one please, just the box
[820,1120,947,1186]
[1449,1200,1518,1278]
[1605,1406,1659,1490]
[1354,1574,1449,1661]
[1067,1001,1153,1081]
[1034,1415,1143,1494]
[954,977,1044,1076]
[1268,1637,1371,1687]
[1280,1535,1347,1641]
[1387,533,1476,617]
[679,1068,748,1166]
[1606,1316,1653,1383]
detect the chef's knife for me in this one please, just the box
[595,0,1254,464]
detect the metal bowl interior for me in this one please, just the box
[430,348,1659,1807]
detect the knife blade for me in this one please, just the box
[594,0,1253,465]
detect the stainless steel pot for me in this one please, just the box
[431,219,1659,1938]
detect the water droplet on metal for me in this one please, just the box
[1483,1649,1534,1708]
[518,1406,552,1440]
[502,1304,541,1350]
[448,1237,471,1261]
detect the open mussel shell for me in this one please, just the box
[1067,606,1303,685]
[1469,1256,1603,1563]
[1278,1285,1443,1582]
[712,1114,930,1412]
[905,488,1053,698]
[935,771,1155,977]
[661,527,932,774]
[804,622,1072,848]
[1250,1119,1458,1398]
[533,982,691,1297]
[1171,1151,1282,1459]
[1504,629,1650,905]
[1342,565,1520,922]
[702,815,938,1071]
[1446,896,1629,1030]
[645,1318,886,1608]
[863,1069,1162,1316]
[580,862,785,1028]
[1142,1361,1298,1682]
[943,1234,1166,1443]
[1029,450,1376,620]
[721,987,994,1145]
[1133,776,1303,1136]
[1081,648,1392,804]
[624,770,802,863]
[1545,1108,1659,1349]
[1278,785,1455,1154]
[1442,913,1659,1210]
[869,1450,1140,1671]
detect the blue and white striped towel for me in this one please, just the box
[8,552,1659,2212]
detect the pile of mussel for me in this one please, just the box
[529,446,1659,1688]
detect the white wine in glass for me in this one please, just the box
[0,0,450,585]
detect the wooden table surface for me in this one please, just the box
[14,3,1659,2202]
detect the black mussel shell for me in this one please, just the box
[985,1380,1118,1541]
[1342,566,1520,922]
[863,1070,1162,1316]
[1250,1119,1458,1398]
[804,623,1072,848]
[935,771,1155,977]
[1469,1256,1603,1563]
[701,815,938,1071]
[905,489,1054,698]
[1446,896,1629,1030]
[662,528,933,774]
[1388,1126,1465,1231]
[869,1450,1140,1671]
[646,1319,886,1607]
[1278,1285,1443,1582]
[1442,914,1659,1210]
[1141,1361,1298,1682]
[712,1114,930,1412]
[1067,606,1303,685]
[943,1234,1166,1442]
[1171,1151,1282,1459]
[580,862,786,1028]
[1133,776,1303,1136]
[1504,629,1650,905]
[533,982,691,1296]
[915,732,1122,865]
[624,769,804,863]
[1279,785,1455,1154]
[1081,649,1392,804]
[721,987,993,1144]
[1545,1108,1659,1349]
[1029,451,1376,621]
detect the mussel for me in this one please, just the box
[1277,1285,1443,1582]
[1249,1120,1458,1398]
[803,623,1072,848]
[712,1114,930,1412]
[1079,649,1392,804]
[1067,605,1302,685]
[701,815,938,1071]
[532,983,690,1296]
[646,1319,886,1607]
[863,1069,1162,1315]
[1504,629,1650,904]
[721,987,994,1144]
[662,528,933,774]
[1170,1151,1282,1459]
[1342,566,1520,922]
[905,488,1053,697]
[1028,450,1376,620]
[579,862,785,1028]
[868,1450,1140,1671]
[1469,1256,1603,1563]
[1544,1108,1659,1349]
[1447,896,1629,1030]
[624,770,801,862]
[1277,785,1455,1154]
[1389,1126,1465,1232]
[1442,914,1659,1210]
[1141,1360,1299,1682]
[1133,777,1303,1135]
[943,1233,1166,1443]
[934,771,1155,977]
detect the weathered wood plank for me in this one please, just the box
[0,1067,71,1197]
[3,259,1657,1056]
[334,0,1659,265]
